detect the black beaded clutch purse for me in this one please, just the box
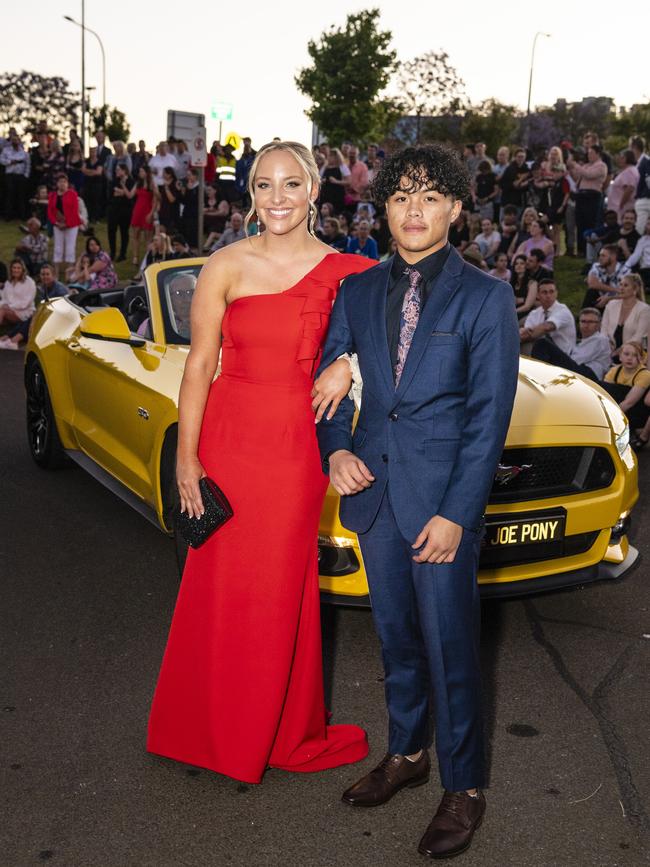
[176,477,233,549]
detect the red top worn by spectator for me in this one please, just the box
[204,152,217,185]
[47,189,81,228]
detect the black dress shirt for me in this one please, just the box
[386,243,451,374]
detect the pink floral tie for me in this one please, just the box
[394,268,422,387]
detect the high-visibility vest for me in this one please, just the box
[216,156,236,182]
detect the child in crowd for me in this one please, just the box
[602,341,650,449]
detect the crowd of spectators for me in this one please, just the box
[1,123,650,449]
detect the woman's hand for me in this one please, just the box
[176,455,207,518]
[311,357,353,423]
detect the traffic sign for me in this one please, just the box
[211,102,233,122]
[223,131,242,150]
[189,127,207,167]
[167,109,206,143]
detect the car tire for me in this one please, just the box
[25,359,67,469]
[159,426,189,578]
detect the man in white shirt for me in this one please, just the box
[520,280,577,355]
[175,140,192,181]
[0,133,30,219]
[624,215,650,288]
[531,306,611,382]
[149,141,179,187]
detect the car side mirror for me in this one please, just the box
[79,307,146,347]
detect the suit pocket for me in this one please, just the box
[430,332,463,345]
[424,438,460,461]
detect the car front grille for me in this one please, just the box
[489,447,616,504]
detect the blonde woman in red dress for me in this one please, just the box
[147,141,371,783]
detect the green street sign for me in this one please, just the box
[211,102,233,121]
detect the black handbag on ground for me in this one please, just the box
[175,477,233,549]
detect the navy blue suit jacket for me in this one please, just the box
[316,246,520,542]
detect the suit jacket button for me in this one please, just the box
[381,454,388,462]
[389,412,398,421]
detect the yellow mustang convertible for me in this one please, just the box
[25,258,639,601]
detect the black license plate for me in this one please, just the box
[485,512,566,548]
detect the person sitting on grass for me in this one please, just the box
[65,254,92,292]
[600,273,650,363]
[519,279,576,355]
[582,244,630,310]
[624,215,650,290]
[15,218,49,276]
[515,218,555,270]
[0,259,36,328]
[0,259,37,351]
[0,262,70,351]
[510,254,538,318]
[86,236,118,291]
[531,307,611,382]
[39,262,70,299]
[168,234,191,260]
[629,387,650,452]
[143,232,173,270]
[489,251,511,282]
[602,341,650,451]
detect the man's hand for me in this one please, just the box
[412,515,463,564]
[311,357,352,422]
[329,449,375,496]
[519,326,532,342]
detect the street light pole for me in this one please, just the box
[81,0,85,152]
[525,31,551,147]
[64,11,107,113]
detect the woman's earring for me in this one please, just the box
[256,212,262,234]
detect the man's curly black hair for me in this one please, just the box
[371,144,470,205]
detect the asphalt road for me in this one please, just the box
[2,350,649,867]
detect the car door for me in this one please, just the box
[67,317,175,505]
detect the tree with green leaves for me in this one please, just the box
[0,70,79,138]
[460,99,520,156]
[609,102,650,150]
[295,9,402,145]
[90,105,131,142]
[395,51,467,144]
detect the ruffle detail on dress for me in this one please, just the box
[294,282,336,378]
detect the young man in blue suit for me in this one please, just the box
[315,145,519,860]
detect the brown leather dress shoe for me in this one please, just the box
[341,751,430,807]
[418,790,486,859]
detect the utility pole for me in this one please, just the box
[81,0,86,151]
[525,32,551,147]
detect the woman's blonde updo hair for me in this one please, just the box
[246,141,320,236]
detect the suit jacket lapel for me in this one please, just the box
[367,257,395,397]
[393,247,464,402]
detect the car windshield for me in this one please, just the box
[157,264,202,344]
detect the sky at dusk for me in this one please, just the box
[5,0,647,150]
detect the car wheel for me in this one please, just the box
[159,426,189,578]
[25,360,67,469]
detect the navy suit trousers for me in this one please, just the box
[358,487,485,791]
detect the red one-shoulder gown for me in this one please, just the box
[147,252,375,783]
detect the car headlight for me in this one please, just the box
[615,423,630,458]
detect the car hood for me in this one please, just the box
[512,357,612,430]
[162,350,617,431]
